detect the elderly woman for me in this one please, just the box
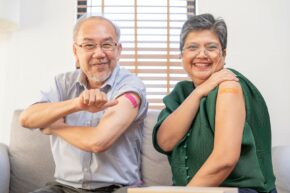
[152,13,276,193]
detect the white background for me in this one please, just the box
[0,0,289,146]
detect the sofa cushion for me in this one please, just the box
[141,109,172,186]
[272,145,290,193]
[9,110,55,193]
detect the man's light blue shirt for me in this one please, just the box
[38,65,148,189]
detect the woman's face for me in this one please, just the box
[181,30,225,86]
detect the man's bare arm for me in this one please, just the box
[45,92,141,152]
[19,99,78,129]
[19,89,118,129]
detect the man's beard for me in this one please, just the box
[88,71,112,84]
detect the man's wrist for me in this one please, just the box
[69,98,83,112]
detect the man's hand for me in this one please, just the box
[194,69,239,98]
[74,89,118,113]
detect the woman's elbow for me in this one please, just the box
[222,158,239,170]
[156,137,175,152]
[218,154,240,171]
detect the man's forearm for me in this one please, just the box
[50,93,140,153]
[20,99,78,129]
[50,124,97,152]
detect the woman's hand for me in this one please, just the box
[194,69,238,98]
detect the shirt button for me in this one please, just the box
[187,133,190,137]
[183,144,187,148]
[185,156,188,159]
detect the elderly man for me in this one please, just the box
[20,15,148,193]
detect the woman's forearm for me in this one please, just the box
[187,151,238,187]
[157,90,202,152]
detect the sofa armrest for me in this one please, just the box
[0,143,10,193]
[272,145,290,193]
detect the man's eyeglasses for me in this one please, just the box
[75,41,118,52]
[183,43,222,58]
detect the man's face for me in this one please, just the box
[73,19,122,89]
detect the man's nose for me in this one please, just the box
[92,46,106,57]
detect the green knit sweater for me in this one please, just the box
[153,68,276,192]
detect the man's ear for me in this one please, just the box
[116,43,123,59]
[73,44,79,68]
[118,43,123,52]
[73,44,77,58]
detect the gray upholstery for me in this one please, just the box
[0,109,289,193]
[141,110,172,186]
[8,110,55,193]
[0,143,9,193]
[1,109,172,193]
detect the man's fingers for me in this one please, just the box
[103,99,119,109]
[88,89,96,105]
[83,91,90,105]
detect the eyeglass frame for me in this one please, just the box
[74,41,118,52]
[182,42,223,58]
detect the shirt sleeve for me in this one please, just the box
[36,75,63,103]
[112,75,148,122]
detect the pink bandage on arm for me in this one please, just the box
[124,93,138,108]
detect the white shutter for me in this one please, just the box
[77,0,196,109]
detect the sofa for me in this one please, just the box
[0,109,289,193]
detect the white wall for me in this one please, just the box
[0,0,289,146]
[0,0,76,144]
[198,0,290,146]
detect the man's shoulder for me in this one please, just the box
[117,68,144,85]
[54,69,80,83]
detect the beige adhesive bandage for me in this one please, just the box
[219,87,239,94]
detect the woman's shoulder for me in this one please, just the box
[174,80,194,92]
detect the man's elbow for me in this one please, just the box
[86,140,111,153]
[90,145,108,153]
[19,111,32,128]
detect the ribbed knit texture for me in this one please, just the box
[153,68,276,192]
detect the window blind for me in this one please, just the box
[77,0,196,109]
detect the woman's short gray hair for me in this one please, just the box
[73,14,121,42]
[180,13,227,53]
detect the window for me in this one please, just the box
[77,0,196,109]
